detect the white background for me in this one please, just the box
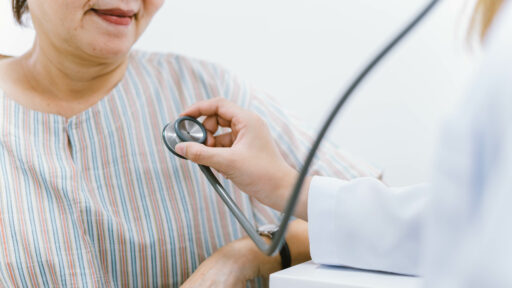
[0,0,481,186]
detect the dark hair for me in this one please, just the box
[12,0,28,24]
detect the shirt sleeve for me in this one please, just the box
[308,176,428,275]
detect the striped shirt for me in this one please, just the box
[0,51,379,287]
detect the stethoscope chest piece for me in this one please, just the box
[162,116,207,159]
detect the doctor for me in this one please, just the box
[176,0,512,286]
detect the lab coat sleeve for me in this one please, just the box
[308,176,428,275]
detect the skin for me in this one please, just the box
[0,1,311,286]
[0,0,162,118]
[176,97,312,220]
[181,220,310,287]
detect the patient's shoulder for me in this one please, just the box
[0,57,25,94]
[130,50,230,81]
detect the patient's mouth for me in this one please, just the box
[92,9,135,26]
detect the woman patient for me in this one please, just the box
[0,0,378,287]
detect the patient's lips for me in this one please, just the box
[92,8,136,26]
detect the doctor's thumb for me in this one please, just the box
[175,142,231,170]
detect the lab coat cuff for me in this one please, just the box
[308,176,346,265]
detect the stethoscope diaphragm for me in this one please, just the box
[162,116,207,159]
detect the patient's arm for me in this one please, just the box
[181,219,310,287]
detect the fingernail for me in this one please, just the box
[175,143,186,156]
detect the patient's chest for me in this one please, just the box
[0,92,256,288]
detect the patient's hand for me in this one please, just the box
[180,237,280,288]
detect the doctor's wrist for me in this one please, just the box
[256,219,311,275]
[260,166,299,213]
[231,236,280,279]
[273,168,311,220]
[253,236,282,277]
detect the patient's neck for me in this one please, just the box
[18,37,129,118]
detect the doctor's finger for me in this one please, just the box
[205,130,215,147]
[181,97,245,121]
[175,142,233,170]
[203,115,232,133]
[214,133,235,148]
[203,116,220,134]
[203,117,232,147]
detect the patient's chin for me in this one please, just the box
[84,37,135,61]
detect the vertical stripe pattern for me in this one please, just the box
[0,51,380,287]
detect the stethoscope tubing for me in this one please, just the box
[164,0,441,256]
[256,0,441,256]
[198,165,270,249]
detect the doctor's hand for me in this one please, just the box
[175,97,310,219]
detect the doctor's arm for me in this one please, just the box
[308,176,428,275]
[176,97,428,275]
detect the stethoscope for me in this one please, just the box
[162,116,270,249]
[162,0,440,256]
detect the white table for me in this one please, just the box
[270,261,422,288]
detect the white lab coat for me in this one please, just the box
[308,2,512,287]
